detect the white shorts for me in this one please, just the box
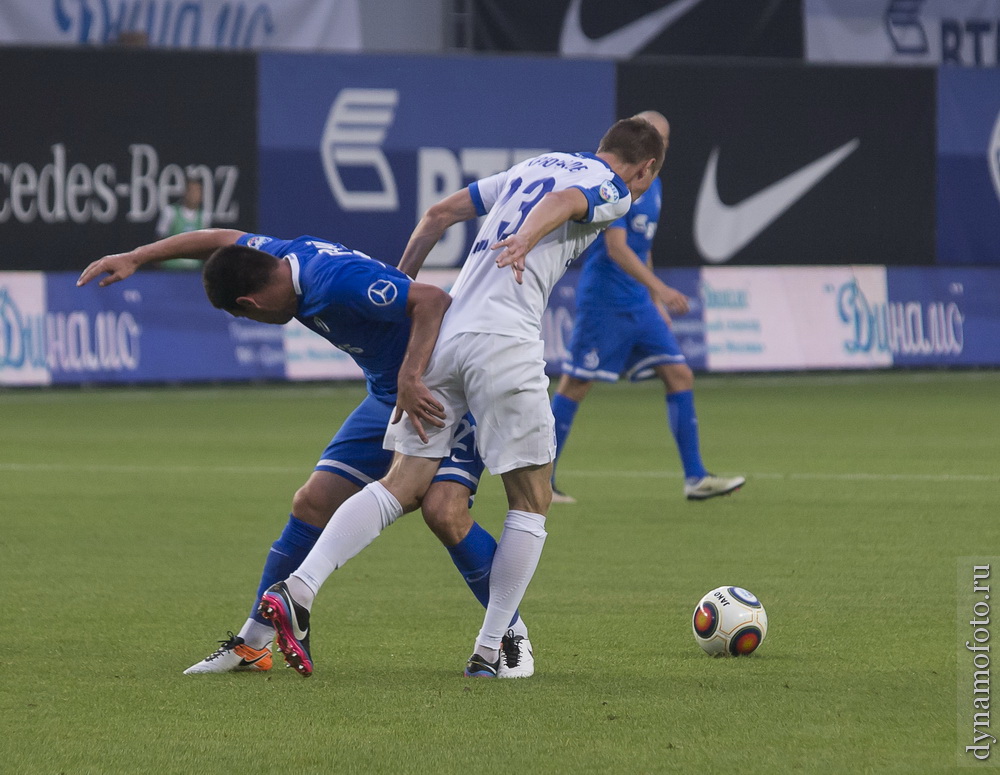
[385,332,555,475]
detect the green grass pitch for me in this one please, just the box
[2,371,997,773]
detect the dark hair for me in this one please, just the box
[598,117,665,169]
[202,244,278,311]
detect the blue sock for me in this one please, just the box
[447,521,519,627]
[667,390,708,480]
[250,515,323,624]
[551,393,580,485]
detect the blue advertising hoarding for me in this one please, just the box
[53,272,285,384]
[5,265,1000,387]
[885,267,1000,367]
[257,52,615,267]
[0,271,284,386]
[937,68,1000,265]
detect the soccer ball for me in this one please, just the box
[692,586,768,656]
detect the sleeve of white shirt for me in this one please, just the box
[572,177,631,225]
[468,169,510,216]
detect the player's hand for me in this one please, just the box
[77,253,141,288]
[492,234,530,284]
[392,378,446,444]
[657,284,690,317]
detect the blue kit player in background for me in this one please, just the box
[550,111,745,503]
[77,228,533,677]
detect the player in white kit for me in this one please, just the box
[259,118,666,678]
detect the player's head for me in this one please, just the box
[598,117,665,199]
[632,110,670,151]
[202,244,296,324]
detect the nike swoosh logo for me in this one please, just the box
[288,605,309,640]
[238,653,269,667]
[559,0,706,58]
[694,139,860,263]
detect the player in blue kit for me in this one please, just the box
[77,228,533,676]
[550,112,745,503]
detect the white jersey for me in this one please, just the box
[440,152,631,342]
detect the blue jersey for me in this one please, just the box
[576,177,662,310]
[237,233,412,405]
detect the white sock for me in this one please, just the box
[290,482,403,608]
[478,646,501,663]
[475,510,547,654]
[238,619,275,650]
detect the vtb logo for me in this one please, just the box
[883,0,929,55]
[321,88,399,212]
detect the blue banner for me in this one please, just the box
[7,265,999,387]
[937,68,1000,265]
[46,272,284,384]
[885,267,1000,367]
[257,53,615,267]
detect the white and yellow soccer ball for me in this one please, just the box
[692,586,768,656]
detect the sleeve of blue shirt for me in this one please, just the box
[309,258,412,323]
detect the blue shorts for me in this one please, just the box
[315,394,484,493]
[563,300,685,382]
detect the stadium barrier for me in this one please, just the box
[3,264,998,387]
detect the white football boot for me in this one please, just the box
[183,632,272,674]
[684,474,746,501]
[498,629,535,678]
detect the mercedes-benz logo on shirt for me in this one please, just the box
[367,279,398,306]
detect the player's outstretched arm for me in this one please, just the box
[604,227,689,317]
[392,282,452,443]
[493,188,589,284]
[398,190,478,280]
[76,228,246,288]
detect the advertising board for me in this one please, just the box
[471,0,802,59]
[258,52,614,268]
[617,62,936,267]
[937,68,1000,266]
[0,48,257,271]
[0,1,360,50]
[806,0,1000,67]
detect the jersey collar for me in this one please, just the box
[574,151,612,171]
[286,255,302,296]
